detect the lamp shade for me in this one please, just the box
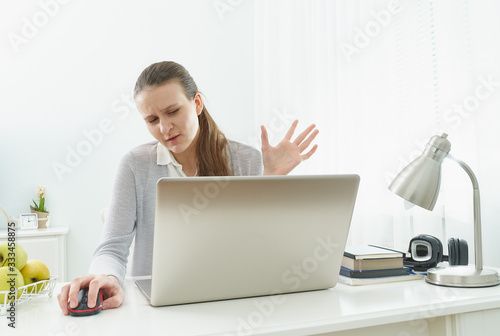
[388,134,451,210]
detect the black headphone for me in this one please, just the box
[403,234,468,271]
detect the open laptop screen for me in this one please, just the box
[138,174,360,306]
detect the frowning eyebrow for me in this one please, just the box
[143,103,179,120]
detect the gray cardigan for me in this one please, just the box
[88,140,263,285]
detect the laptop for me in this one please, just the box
[135,174,360,306]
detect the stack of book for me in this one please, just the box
[338,245,424,285]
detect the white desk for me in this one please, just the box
[2,275,500,336]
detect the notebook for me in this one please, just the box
[135,174,360,306]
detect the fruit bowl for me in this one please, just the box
[0,276,57,315]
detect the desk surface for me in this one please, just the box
[2,275,500,336]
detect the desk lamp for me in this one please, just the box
[389,133,499,287]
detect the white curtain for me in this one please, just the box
[254,0,500,261]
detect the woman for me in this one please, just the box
[58,61,318,314]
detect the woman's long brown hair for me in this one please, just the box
[134,61,232,176]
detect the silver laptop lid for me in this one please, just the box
[149,174,359,306]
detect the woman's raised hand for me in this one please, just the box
[261,120,319,175]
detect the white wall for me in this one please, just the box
[253,0,500,269]
[1,0,499,282]
[0,0,255,280]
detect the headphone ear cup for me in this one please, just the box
[448,238,458,265]
[448,238,469,265]
[457,239,468,265]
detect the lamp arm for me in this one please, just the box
[447,154,483,270]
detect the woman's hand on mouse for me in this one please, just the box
[57,274,125,315]
[261,120,319,175]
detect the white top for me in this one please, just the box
[156,143,193,177]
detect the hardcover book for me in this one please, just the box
[341,256,403,271]
[342,245,408,271]
[338,273,424,286]
[343,245,408,259]
[340,266,411,278]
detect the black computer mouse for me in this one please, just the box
[67,288,103,316]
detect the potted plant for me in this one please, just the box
[30,185,50,228]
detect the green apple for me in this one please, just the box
[0,242,28,270]
[20,260,50,293]
[0,266,24,303]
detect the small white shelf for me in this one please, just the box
[0,226,69,282]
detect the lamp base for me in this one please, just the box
[426,266,500,288]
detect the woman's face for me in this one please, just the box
[135,80,203,156]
